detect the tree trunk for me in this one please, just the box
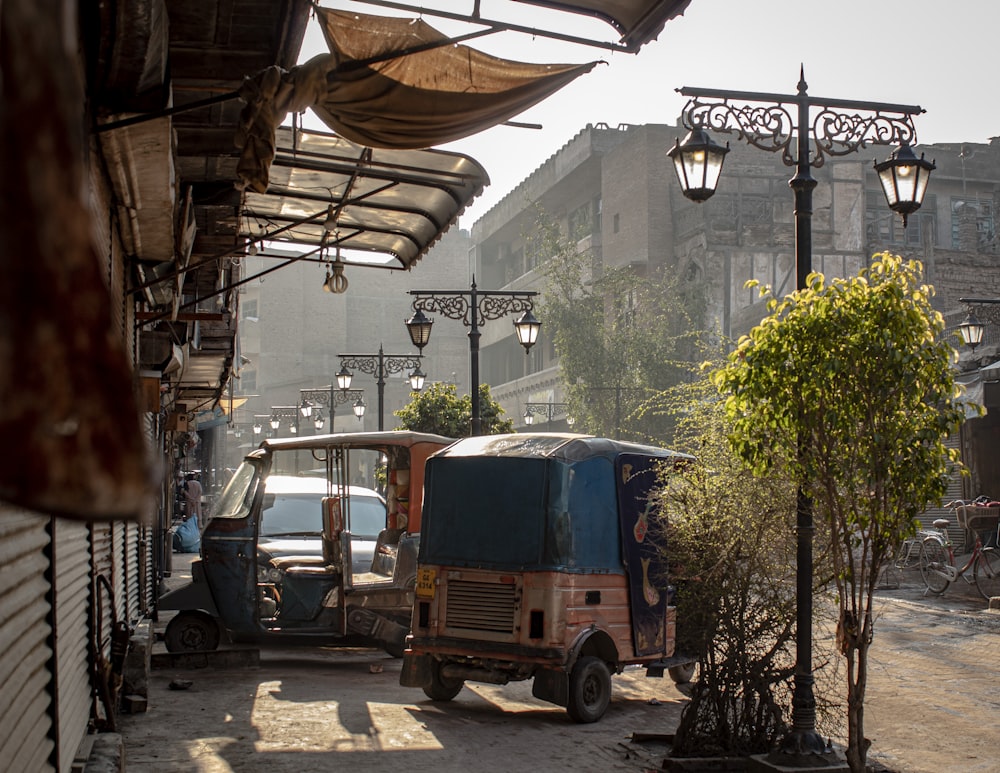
[844,622,871,773]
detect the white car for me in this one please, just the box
[256,476,387,574]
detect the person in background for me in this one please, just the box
[183,472,203,521]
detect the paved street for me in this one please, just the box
[121,556,1000,772]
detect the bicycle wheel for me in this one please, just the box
[919,537,951,594]
[974,548,1000,600]
[894,538,921,570]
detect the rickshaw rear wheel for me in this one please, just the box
[164,610,222,653]
[567,656,611,723]
[423,660,464,701]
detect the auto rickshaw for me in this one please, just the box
[158,431,453,656]
[401,432,696,721]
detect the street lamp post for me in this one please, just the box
[336,344,424,431]
[668,69,933,760]
[406,277,541,435]
[269,406,301,435]
[522,401,570,429]
[956,298,1000,352]
[299,386,367,431]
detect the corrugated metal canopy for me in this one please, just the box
[242,126,488,269]
[348,0,693,52]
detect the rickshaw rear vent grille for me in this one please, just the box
[446,580,516,633]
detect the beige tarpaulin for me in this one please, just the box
[235,8,599,193]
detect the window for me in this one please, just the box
[951,197,995,250]
[866,193,937,247]
[511,246,524,276]
[568,202,592,241]
[708,193,770,232]
[239,368,257,392]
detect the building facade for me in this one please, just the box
[227,227,475,464]
[471,121,1000,529]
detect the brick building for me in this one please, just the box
[470,122,1000,529]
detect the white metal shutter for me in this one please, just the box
[89,519,116,733]
[52,518,92,772]
[125,520,142,623]
[918,433,968,550]
[0,507,56,771]
[112,521,128,630]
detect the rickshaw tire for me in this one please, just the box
[567,656,611,723]
[423,660,464,701]
[164,610,222,653]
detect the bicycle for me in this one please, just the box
[919,502,1000,599]
[880,527,942,589]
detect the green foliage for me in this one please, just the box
[531,207,705,444]
[393,381,513,438]
[652,370,800,756]
[710,253,968,771]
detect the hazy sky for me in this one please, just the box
[301,1,999,229]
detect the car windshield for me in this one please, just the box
[258,484,387,539]
[259,493,323,537]
[349,494,387,538]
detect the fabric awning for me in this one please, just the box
[242,126,489,270]
[235,8,598,193]
[348,0,693,52]
[499,0,691,49]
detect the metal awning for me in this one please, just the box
[242,126,489,270]
[346,0,693,52]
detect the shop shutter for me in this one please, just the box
[114,520,144,625]
[112,521,128,633]
[917,434,968,550]
[0,508,56,771]
[53,518,92,771]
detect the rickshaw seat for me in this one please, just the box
[370,528,405,576]
[270,554,337,578]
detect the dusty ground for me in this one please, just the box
[120,648,683,772]
[120,557,1000,772]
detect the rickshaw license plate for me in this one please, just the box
[415,567,437,598]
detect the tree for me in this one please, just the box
[652,369,802,757]
[393,381,513,438]
[711,254,968,772]
[533,208,705,443]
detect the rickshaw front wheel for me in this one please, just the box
[165,610,222,652]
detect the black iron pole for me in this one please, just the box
[614,385,622,440]
[784,74,824,756]
[675,71,926,761]
[376,346,386,432]
[469,281,482,436]
[408,279,537,437]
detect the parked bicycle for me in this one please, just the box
[880,528,939,589]
[919,501,1000,599]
